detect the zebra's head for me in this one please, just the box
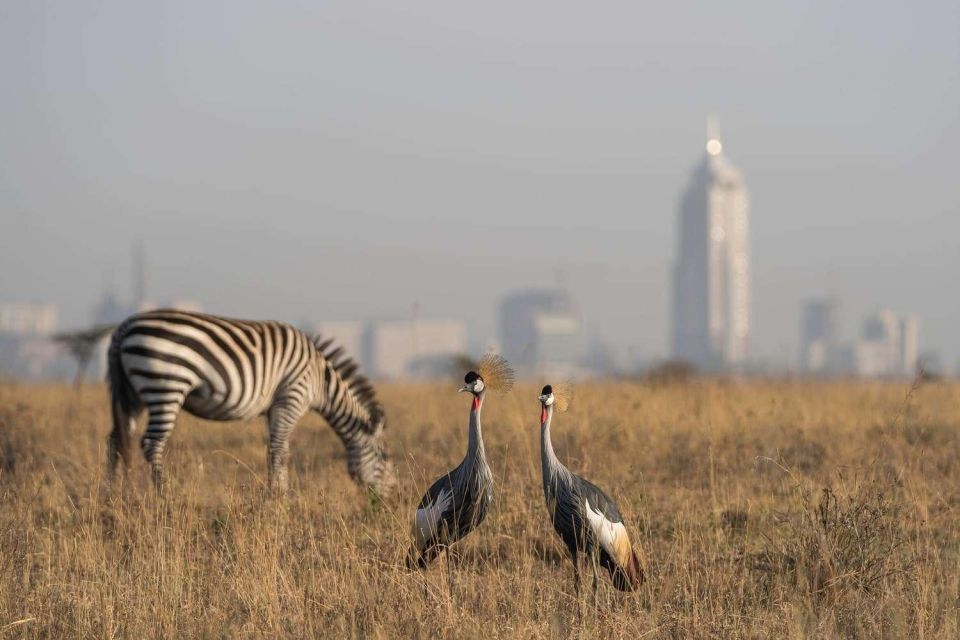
[343,406,396,496]
[312,337,395,497]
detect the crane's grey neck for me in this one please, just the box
[467,389,486,462]
[540,404,566,489]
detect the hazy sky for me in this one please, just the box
[3,1,959,367]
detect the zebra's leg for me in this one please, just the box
[267,403,306,494]
[141,393,186,493]
[108,400,142,482]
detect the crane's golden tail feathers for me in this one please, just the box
[610,545,644,591]
[607,531,645,591]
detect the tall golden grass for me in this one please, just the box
[1,379,958,638]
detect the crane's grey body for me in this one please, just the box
[540,400,643,593]
[409,385,493,568]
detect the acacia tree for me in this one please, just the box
[52,324,116,387]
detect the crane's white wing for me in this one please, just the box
[584,497,633,566]
[413,489,453,549]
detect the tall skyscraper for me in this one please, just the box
[671,119,751,370]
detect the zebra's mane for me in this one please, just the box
[312,336,384,431]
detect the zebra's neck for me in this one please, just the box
[311,355,384,485]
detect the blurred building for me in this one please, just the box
[311,319,466,379]
[0,302,67,378]
[898,314,920,377]
[499,289,580,376]
[0,302,58,335]
[800,297,840,373]
[314,321,365,364]
[366,320,466,379]
[797,302,921,378]
[859,309,919,377]
[671,119,751,370]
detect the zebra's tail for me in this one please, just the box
[107,327,138,474]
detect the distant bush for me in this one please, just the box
[642,359,698,384]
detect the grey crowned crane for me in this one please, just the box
[407,355,514,570]
[538,384,644,595]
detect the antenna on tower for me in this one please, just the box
[132,240,146,310]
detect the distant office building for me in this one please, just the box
[797,301,921,378]
[366,320,466,379]
[898,314,920,376]
[313,319,466,379]
[857,309,904,376]
[0,303,58,336]
[671,119,751,370]
[314,321,365,366]
[0,302,65,378]
[500,289,580,376]
[800,298,840,373]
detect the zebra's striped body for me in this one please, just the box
[107,309,393,494]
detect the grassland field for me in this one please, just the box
[1,379,959,638]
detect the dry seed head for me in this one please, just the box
[478,353,515,393]
[552,382,573,412]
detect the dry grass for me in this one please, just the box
[1,379,959,638]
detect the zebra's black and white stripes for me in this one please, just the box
[107,309,393,494]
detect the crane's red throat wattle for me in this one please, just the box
[473,395,481,411]
[540,407,547,424]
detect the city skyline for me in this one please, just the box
[2,2,959,369]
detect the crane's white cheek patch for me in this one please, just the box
[584,498,631,562]
[413,490,452,548]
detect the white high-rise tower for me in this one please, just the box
[671,118,751,369]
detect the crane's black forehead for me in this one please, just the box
[541,384,552,395]
[464,371,480,384]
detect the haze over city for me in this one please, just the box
[3,1,959,369]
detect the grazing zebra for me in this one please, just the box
[107,309,394,495]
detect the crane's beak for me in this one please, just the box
[458,385,469,393]
[538,395,548,403]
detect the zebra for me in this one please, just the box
[106,309,394,495]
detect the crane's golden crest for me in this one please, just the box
[477,353,515,393]
[552,382,573,413]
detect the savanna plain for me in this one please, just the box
[1,379,959,638]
